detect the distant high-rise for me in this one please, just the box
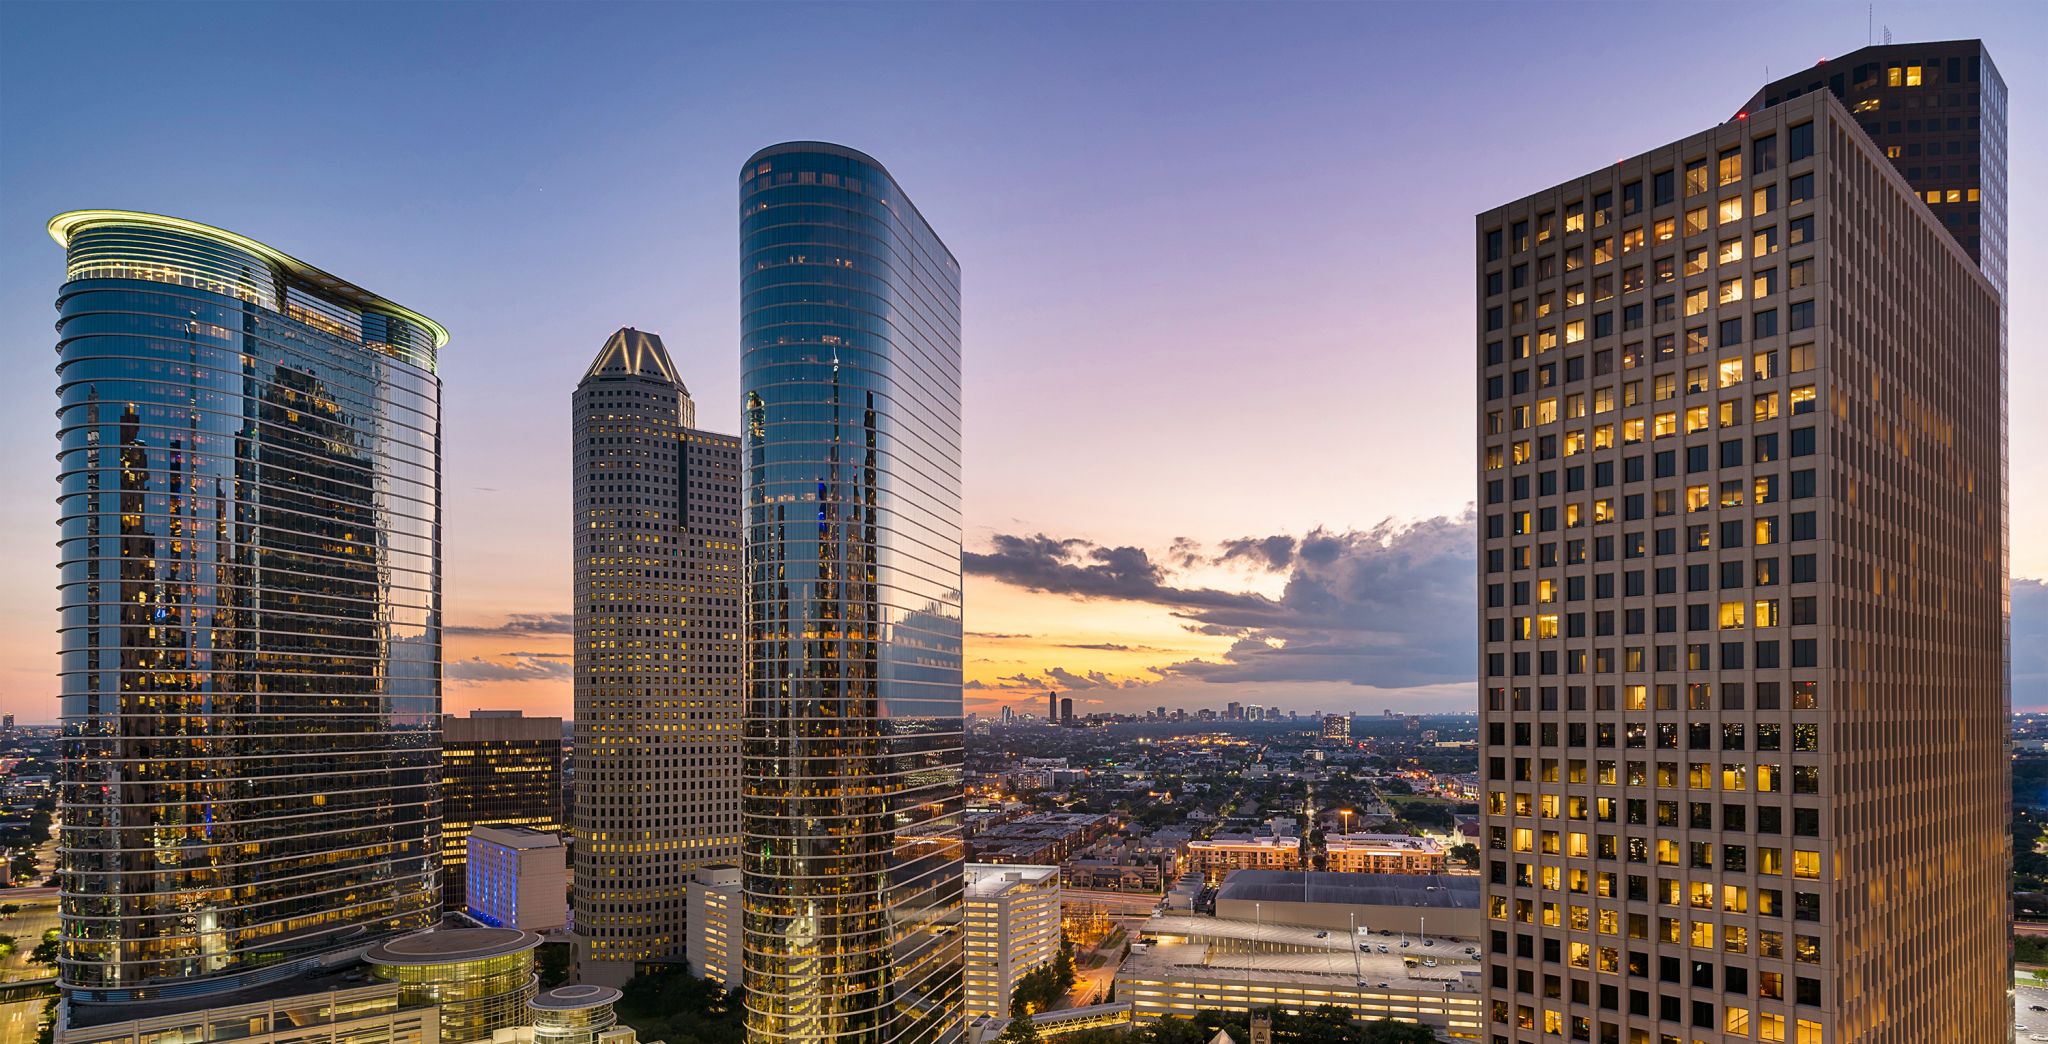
[570,327,743,985]
[47,210,445,1005]
[1048,690,1058,723]
[1475,64,2006,1042]
[1321,714,1350,745]
[739,143,966,1044]
[1059,697,1074,725]
[441,710,563,910]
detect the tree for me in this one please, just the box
[998,1014,1043,1044]
[29,928,59,967]
[535,942,572,987]
[614,963,743,1044]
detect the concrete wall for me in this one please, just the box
[1213,897,1482,940]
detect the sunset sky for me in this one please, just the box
[2,1,2043,724]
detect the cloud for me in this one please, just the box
[967,515,1475,689]
[446,654,574,685]
[963,535,1268,611]
[968,631,1036,639]
[445,613,574,637]
[981,666,1155,693]
[1054,642,1170,652]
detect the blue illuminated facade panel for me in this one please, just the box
[738,144,965,1044]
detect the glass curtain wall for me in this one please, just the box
[738,144,965,1044]
[48,211,445,1002]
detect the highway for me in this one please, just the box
[0,996,49,1044]
[0,893,59,985]
[2020,980,2048,1043]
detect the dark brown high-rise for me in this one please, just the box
[1474,43,2006,1044]
[441,710,563,910]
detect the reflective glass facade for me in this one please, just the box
[570,329,743,982]
[47,211,445,1002]
[366,929,540,1044]
[738,143,965,1044]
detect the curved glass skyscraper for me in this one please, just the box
[738,144,965,1044]
[47,211,445,1004]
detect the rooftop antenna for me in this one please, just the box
[1867,4,1872,46]
[1884,26,1892,45]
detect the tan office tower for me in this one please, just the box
[572,327,745,986]
[1474,79,2005,1044]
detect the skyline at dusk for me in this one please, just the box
[5,1,2045,725]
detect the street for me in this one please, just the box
[0,998,47,1044]
[0,893,59,985]
[2016,981,2048,1043]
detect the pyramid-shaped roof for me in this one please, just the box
[584,328,683,390]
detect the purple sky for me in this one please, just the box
[3,1,2042,722]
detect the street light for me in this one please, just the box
[1251,901,1261,999]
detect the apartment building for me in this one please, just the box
[1324,834,1450,875]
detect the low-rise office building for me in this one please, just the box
[56,978,439,1044]
[367,928,544,1044]
[1125,912,1483,1039]
[467,825,568,931]
[1214,869,1482,939]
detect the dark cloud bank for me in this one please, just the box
[964,515,1475,689]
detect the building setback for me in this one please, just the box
[442,710,563,910]
[739,142,967,1044]
[47,211,445,1010]
[571,328,744,985]
[1474,68,2005,1044]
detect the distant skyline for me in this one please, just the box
[3,1,2044,723]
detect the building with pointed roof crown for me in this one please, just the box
[570,327,742,984]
